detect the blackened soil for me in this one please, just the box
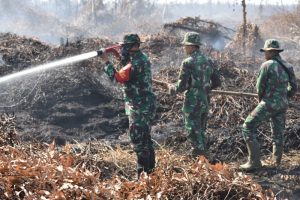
[0,33,128,145]
[1,33,300,199]
[14,86,128,145]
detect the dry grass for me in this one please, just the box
[0,141,275,199]
[260,6,300,39]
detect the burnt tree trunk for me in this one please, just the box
[241,0,247,56]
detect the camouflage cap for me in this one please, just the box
[118,34,143,45]
[260,39,283,52]
[182,32,202,46]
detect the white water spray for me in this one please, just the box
[0,51,98,84]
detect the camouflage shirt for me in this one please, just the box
[257,55,297,110]
[104,50,156,115]
[175,50,220,113]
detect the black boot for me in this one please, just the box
[147,148,155,173]
[136,149,155,179]
[137,164,144,180]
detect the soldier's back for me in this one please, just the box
[186,51,214,93]
[260,58,289,110]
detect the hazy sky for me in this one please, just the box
[155,0,299,5]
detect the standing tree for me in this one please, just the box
[259,0,263,19]
[241,0,247,55]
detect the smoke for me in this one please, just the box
[0,0,297,46]
[0,0,72,44]
[212,37,226,50]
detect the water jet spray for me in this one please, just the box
[0,45,121,84]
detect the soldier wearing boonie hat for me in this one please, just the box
[259,39,283,52]
[181,32,202,46]
[240,39,297,171]
[168,32,221,159]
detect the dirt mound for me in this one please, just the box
[0,33,127,144]
[0,33,51,74]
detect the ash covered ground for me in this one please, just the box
[0,17,300,198]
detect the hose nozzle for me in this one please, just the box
[97,48,106,56]
[96,45,121,60]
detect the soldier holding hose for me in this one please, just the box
[99,34,157,179]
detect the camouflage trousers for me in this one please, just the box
[183,102,209,153]
[242,102,286,145]
[128,104,156,176]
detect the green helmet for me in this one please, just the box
[119,33,142,45]
[182,32,202,46]
[260,39,283,52]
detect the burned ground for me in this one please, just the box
[0,33,128,144]
[0,30,300,199]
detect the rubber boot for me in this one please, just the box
[240,140,262,171]
[272,141,283,166]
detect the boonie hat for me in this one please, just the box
[182,32,202,46]
[119,34,143,45]
[260,39,283,52]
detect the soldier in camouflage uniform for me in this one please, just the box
[99,34,156,178]
[169,32,221,157]
[240,39,298,171]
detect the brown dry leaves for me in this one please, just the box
[225,23,263,58]
[0,142,275,199]
[0,142,98,199]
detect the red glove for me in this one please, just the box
[115,63,132,84]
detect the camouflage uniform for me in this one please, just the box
[241,39,298,170]
[172,32,220,156]
[103,34,156,177]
